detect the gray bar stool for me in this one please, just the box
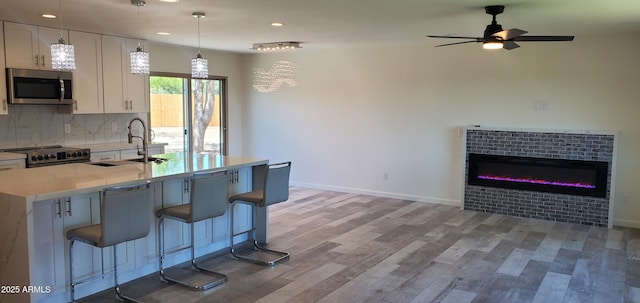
[155,171,228,291]
[228,161,291,266]
[66,183,151,303]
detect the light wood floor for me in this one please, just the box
[81,187,640,303]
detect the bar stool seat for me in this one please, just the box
[229,161,292,266]
[156,171,228,291]
[66,182,151,303]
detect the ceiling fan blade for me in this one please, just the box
[493,28,528,40]
[434,40,481,47]
[503,41,520,50]
[427,35,482,40]
[512,35,575,42]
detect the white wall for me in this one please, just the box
[242,31,640,227]
[148,41,246,155]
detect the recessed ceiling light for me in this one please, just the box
[42,13,57,19]
[271,22,284,27]
[156,32,171,35]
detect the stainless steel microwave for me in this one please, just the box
[6,68,73,105]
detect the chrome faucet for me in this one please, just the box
[127,117,149,163]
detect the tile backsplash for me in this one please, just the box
[0,105,146,148]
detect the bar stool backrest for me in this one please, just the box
[190,172,228,222]
[100,184,151,247]
[263,162,291,207]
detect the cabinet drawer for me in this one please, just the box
[90,151,120,162]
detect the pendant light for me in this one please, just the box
[130,0,150,74]
[50,0,76,71]
[191,12,208,79]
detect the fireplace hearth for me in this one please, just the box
[468,153,608,198]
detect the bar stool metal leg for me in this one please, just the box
[229,201,289,266]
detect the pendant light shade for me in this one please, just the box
[51,38,76,71]
[51,0,76,71]
[131,46,150,74]
[191,53,208,79]
[130,0,149,74]
[191,12,208,79]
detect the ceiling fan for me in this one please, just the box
[427,5,574,50]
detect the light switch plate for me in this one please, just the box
[64,123,71,134]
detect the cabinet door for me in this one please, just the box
[230,168,252,235]
[4,22,39,69]
[31,199,66,299]
[120,149,142,160]
[161,178,191,252]
[126,38,149,113]
[102,36,149,113]
[0,23,7,115]
[63,193,103,281]
[102,35,127,113]
[37,26,69,71]
[70,31,104,114]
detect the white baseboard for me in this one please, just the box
[290,182,461,207]
[613,219,640,229]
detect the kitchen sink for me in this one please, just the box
[89,157,168,167]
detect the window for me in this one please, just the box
[149,74,227,154]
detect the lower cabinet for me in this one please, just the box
[229,168,252,236]
[90,150,120,162]
[0,158,26,170]
[31,192,102,302]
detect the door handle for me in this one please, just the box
[56,199,62,218]
[66,198,72,216]
[59,79,65,103]
[41,55,45,68]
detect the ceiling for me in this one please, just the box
[1,0,639,54]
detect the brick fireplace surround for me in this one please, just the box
[464,127,616,227]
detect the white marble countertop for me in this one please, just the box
[0,152,26,161]
[0,152,266,201]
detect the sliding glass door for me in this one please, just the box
[150,74,227,154]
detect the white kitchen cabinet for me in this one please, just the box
[31,192,101,301]
[102,35,149,113]
[160,178,192,255]
[229,167,252,235]
[69,31,104,114]
[0,159,25,170]
[4,22,68,70]
[90,150,120,162]
[0,22,7,115]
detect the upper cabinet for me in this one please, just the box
[102,35,149,113]
[4,22,69,70]
[69,31,104,114]
[0,22,7,115]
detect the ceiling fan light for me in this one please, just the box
[483,41,503,50]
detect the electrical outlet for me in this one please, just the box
[64,123,71,134]
[622,195,629,205]
[112,122,118,132]
[383,172,389,181]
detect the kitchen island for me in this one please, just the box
[0,152,268,303]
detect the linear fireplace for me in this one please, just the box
[468,153,608,198]
[464,128,615,227]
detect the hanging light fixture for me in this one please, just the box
[130,0,149,74]
[191,12,208,79]
[50,0,76,71]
